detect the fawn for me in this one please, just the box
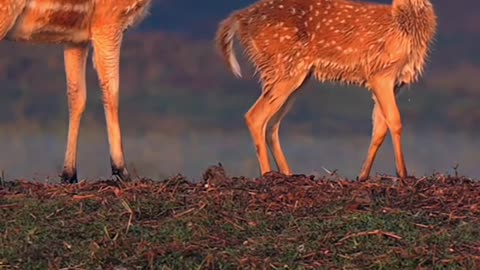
[0,0,152,183]
[216,0,437,181]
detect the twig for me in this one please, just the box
[337,229,402,244]
[379,175,401,181]
[453,163,460,178]
[322,167,332,174]
[222,217,245,231]
[414,223,434,229]
[322,167,338,176]
[174,202,207,218]
[413,176,428,187]
[120,199,134,234]
[174,207,197,218]
[72,194,98,201]
[0,203,19,209]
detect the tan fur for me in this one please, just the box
[0,0,153,183]
[216,0,437,180]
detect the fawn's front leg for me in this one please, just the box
[61,44,89,183]
[92,28,130,181]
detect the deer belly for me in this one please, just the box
[7,0,94,44]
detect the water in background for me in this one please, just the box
[0,128,477,182]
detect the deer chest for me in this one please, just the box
[7,0,95,44]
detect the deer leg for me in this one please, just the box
[370,79,407,179]
[357,100,388,181]
[358,87,404,181]
[60,45,89,184]
[92,30,130,181]
[245,93,272,175]
[0,2,24,39]
[266,96,296,175]
[245,75,306,176]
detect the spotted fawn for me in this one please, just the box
[0,0,152,183]
[216,0,437,180]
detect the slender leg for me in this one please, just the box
[0,2,24,39]
[358,99,388,181]
[245,93,273,175]
[369,79,407,179]
[245,74,307,176]
[61,44,89,183]
[91,29,130,181]
[358,87,404,181]
[266,96,296,175]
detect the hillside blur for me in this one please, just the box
[0,0,479,180]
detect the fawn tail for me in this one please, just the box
[215,15,242,78]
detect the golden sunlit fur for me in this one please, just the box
[216,0,437,180]
[0,0,152,183]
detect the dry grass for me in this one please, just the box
[1,165,480,269]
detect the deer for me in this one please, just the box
[216,0,437,181]
[0,0,152,183]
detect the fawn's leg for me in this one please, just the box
[92,29,130,181]
[245,74,307,176]
[0,1,25,39]
[61,44,89,183]
[245,94,272,175]
[358,87,403,181]
[358,99,388,181]
[266,96,296,175]
[369,79,407,179]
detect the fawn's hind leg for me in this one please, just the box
[369,78,407,179]
[245,74,308,176]
[358,100,388,181]
[358,87,403,181]
[61,45,89,184]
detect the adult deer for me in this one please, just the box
[216,0,437,181]
[0,0,152,183]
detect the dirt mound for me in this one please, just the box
[3,165,479,218]
[1,165,480,269]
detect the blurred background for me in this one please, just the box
[0,0,479,182]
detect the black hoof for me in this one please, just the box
[356,175,369,182]
[112,166,131,182]
[60,171,78,184]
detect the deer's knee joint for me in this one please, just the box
[388,121,402,135]
[67,93,87,116]
[245,111,256,127]
[371,135,386,147]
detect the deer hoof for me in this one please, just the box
[112,166,131,182]
[60,170,78,184]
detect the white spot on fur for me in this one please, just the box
[27,0,90,13]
